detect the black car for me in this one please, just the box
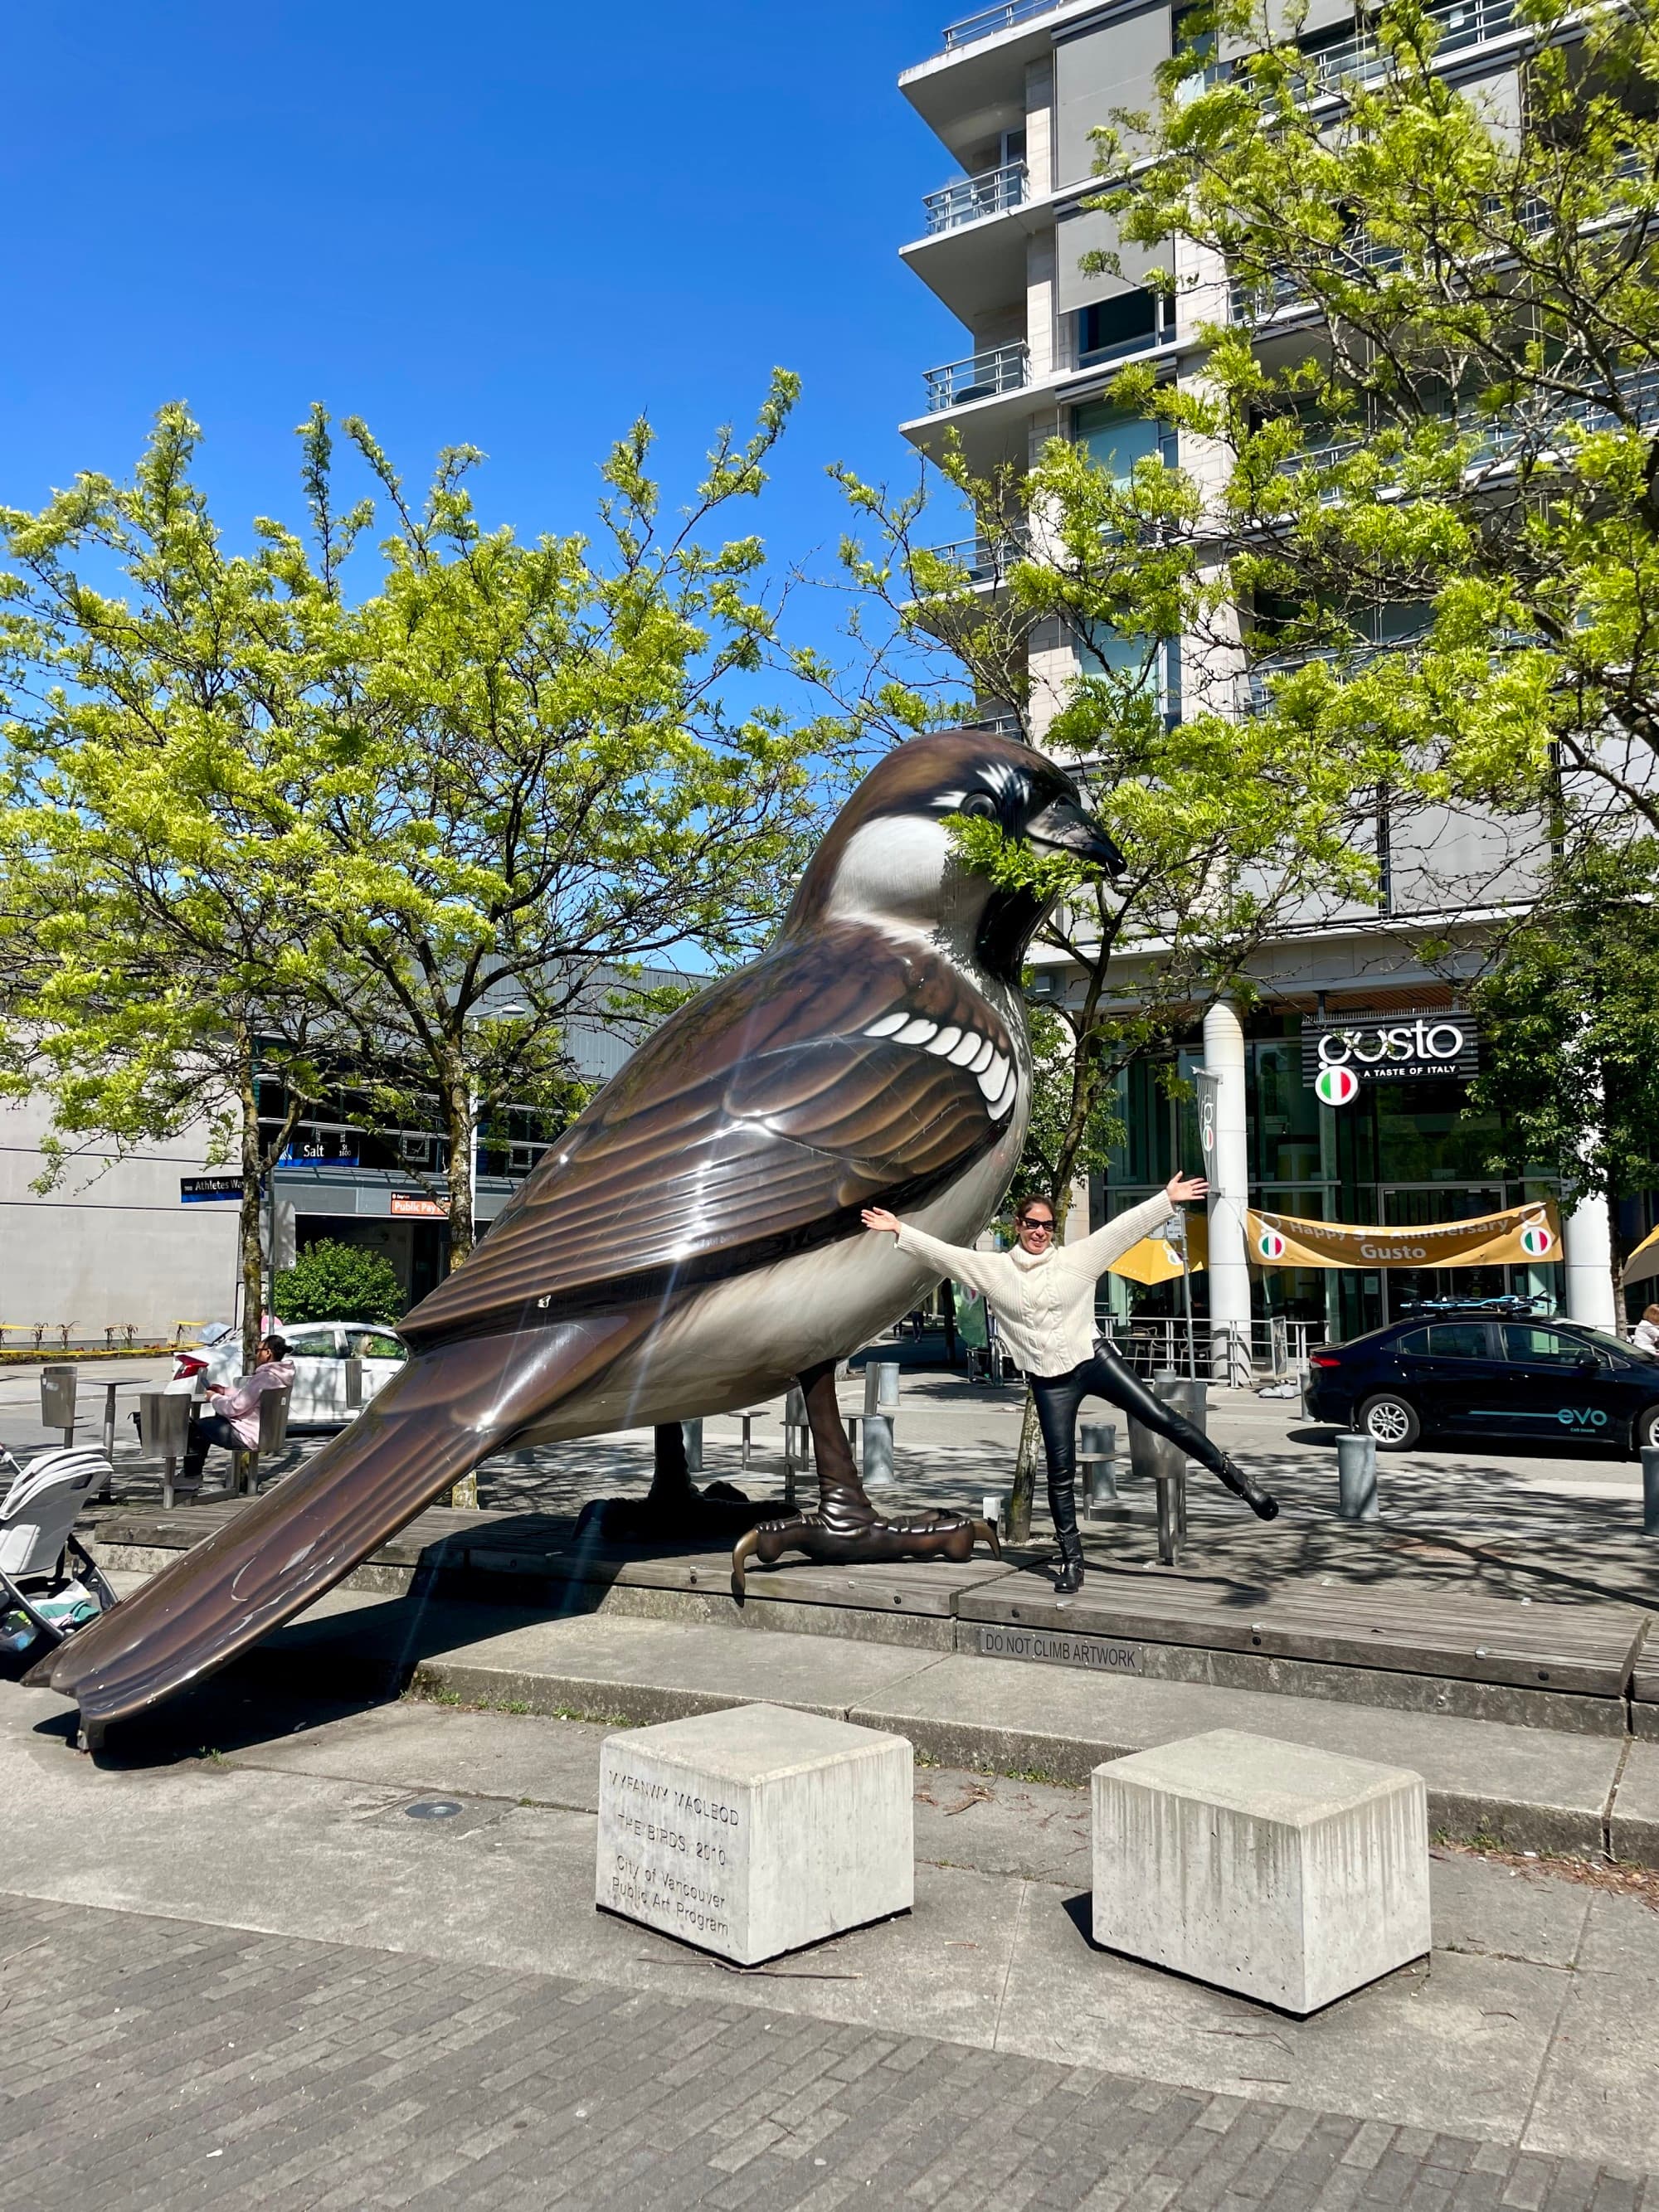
[1305,1310,1659,1454]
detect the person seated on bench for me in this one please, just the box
[182,1334,294,1486]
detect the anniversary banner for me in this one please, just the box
[1246,1201,1562,1271]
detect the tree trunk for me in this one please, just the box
[1609,1187,1628,1339]
[236,1027,265,1372]
[444,1067,474,1270]
[441,1060,479,1508]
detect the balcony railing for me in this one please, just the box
[941,0,1059,50]
[923,342,1030,411]
[1293,0,1516,97]
[922,160,1028,235]
[915,529,1029,583]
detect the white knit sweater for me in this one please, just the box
[893,1194,1176,1380]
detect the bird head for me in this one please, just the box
[785,728,1122,983]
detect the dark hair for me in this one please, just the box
[1015,1194,1056,1223]
[261,1334,289,1361]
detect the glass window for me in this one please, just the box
[346,1330,406,1362]
[1424,1323,1490,1360]
[1503,1325,1589,1368]
[1078,290,1167,365]
[285,1328,343,1360]
[1074,401,1163,484]
[1395,1329,1431,1355]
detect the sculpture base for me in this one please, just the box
[732,1505,999,1589]
[576,1480,780,1546]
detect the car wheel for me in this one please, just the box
[1636,1404,1659,1455]
[1358,1393,1421,1451]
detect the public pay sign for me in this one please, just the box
[1302,1009,1477,1106]
[1247,1201,1561,1270]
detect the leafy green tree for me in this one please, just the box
[0,406,340,1366]
[282,386,825,1266]
[1,386,833,1428]
[1464,848,1659,1322]
[273,1239,406,1326]
[1115,0,1659,869]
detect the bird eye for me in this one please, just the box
[961,794,997,820]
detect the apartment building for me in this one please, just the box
[895,0,1634,1349]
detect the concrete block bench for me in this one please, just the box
[596,1702,912,1965]
[1092,1727,1431,2014]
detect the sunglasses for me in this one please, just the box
[1019,1217,1055,1233]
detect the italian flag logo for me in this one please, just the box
[1258,1227,1287,1261]
[1315,1065,1360,1107]
[1520,1221,1554,1258]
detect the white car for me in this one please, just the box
[168,1323,408,1429]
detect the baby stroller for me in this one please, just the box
[0,1444,120,1660]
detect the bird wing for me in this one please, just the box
[402,924,1019,1346]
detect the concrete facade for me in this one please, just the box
[0,1090,241,1345]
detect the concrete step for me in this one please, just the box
[86,1500,1655,1739]
[212,1584,1659,1868]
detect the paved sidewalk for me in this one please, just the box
[2,1887,1652,2212]
[5,1677,1659,2196]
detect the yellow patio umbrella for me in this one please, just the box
[1107,1213,1209,1286]
[1624,1223,1659,1287]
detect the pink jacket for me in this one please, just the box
[217,1359,295,1449]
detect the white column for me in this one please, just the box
[1202,998,1253,1383]
[1562,1187,1617,1329]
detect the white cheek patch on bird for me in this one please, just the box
[862,1012,1017,1121]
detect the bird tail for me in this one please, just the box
[27,1313,643,1735]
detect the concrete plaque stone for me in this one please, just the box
[1092,1727,1431,2014]
[596,1701,913,1964]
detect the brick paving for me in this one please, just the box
[1,1890,1652,2211]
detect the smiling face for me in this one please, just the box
[789,731,1121,981]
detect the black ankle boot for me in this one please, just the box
[1214,1454,1279,1520]
[1048,1476,1087,1592]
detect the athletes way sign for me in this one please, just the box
[1246,1201,1561,1271]
[1301,1009,1478,1104]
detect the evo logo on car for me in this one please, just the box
[1558,1406,1608,1429]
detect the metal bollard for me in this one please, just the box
[343,1355,364,1412]
[1643,1446,1659,1536]
[41,1363,77,1447]
[783,1385,808,1510]
[1337,1432,1379,1522]
[863,1361,901,1416]
[681,1418,703,1475]
[861,1411,896,1490]
[1080,1421,1117,1511]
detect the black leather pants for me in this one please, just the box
[1031,1346,1228,1525]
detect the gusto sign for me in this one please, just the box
[1302,1011,1477,1103]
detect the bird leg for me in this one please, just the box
[573,1422,779,1546]
[731,1361,999,1589]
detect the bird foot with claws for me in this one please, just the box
[731,1495,1000,1590]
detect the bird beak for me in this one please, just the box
[1026,795,1124,878]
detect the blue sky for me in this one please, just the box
[0,0,971,642]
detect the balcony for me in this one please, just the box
[922,159,1028,235]
[1292,0,1516,98]
[914,529,1029,584]
[923,341,1030,411]
[940,0,1060,51]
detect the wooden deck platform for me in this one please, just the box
[86,1498,1653,1738]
